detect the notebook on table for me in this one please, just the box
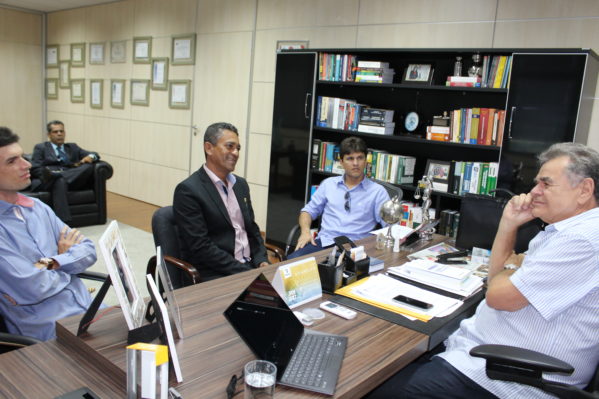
[223,273,347,396]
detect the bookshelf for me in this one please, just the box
[266,48,598,247]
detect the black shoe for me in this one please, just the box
[42,167,62,184]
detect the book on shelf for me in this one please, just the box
[358,122,395,135]
[426,125,450,141]
[446,107,505,146]
[354,62,395,84]
[446,76,482,87]
[319,53,358,82]
[357,60,390,69]
[482,55,512,88]
[360,107,394,124]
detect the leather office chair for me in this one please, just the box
[20,155,114,227]
[470,344,599,399]
[0,271,107,354]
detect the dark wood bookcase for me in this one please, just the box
[266,48,598,248]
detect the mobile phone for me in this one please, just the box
[392,295,433,309]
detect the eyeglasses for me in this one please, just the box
[344,191,351,212]
[226,371,244,399]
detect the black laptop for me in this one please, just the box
[223,273,347,395]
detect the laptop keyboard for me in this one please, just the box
[281,333,338,388]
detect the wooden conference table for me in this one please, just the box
[2,235,482,398]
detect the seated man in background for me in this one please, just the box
[366,142,599,399]
[288,136,389,259]
[30,120,100,223]
[173,122,268,282]
[0,127,96,341]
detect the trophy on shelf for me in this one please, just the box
[414,174,436,241]
[377,181,404,249]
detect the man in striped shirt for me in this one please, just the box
[367,142,599,399]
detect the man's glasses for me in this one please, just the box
[344,191,351,212]
[226,371,244,399]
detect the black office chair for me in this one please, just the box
[470,344,599,399]
[0,271,107,353]
[147,206,201,289]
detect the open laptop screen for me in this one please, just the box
[224,273,304,378]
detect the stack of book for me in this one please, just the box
[446,76,482,87]
[438,209,460,238]
[358,107,395,135]
[365,150,415,185]
[319,53,357,82]
[448,107,506,146]
[316,96,362,131]
[426,125,451,141]
[311,140,342,173]
[354,60,395,84]
[397,203,436,228]
[481,55,512,88]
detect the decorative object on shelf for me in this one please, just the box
[414,175,435,241]
[59,60,70,88]
[378,184,404,249]
[111,79,125,109]
[130,79,150,106]
[171,33,196,65]
[151,58,169,90]
[70,43,86,67]
[468,53,482,77]
[110,40,126,63]
[424,159,452,193]
[133,36,152,64]
[46,45,59,68]
[404,111,420,132]
[46,78,58,99]
[453,56,462,76]
[433,111,451,127]
[89,42,105,65]
[70,79,84,103]
[276,40,309,51]
[90,79,103,109]
[402,64,433,84]
[168,80,191,109]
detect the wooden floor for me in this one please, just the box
[106,192,159,233]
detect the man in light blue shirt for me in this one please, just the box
[0,127,96,341]
[367,142,599,399]
[288,137,389,259]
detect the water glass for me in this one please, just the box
[244,360,277,399]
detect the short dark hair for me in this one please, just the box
[0,127,19,148]
[538,142,599,202]
[203,122,238,145]
[47,120,64,133]
[339,136,367,158]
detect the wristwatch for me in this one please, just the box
[38,257,56,269]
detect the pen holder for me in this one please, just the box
[317,262,343,293]
[344,256,370,280]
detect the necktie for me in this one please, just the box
[57,146,68,164]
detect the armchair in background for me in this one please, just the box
[20,154,113,227]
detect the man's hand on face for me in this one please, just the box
[58,226,84,254]
[295,231,316,250]
[502,193,535,229]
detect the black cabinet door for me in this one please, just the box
[500,53,587,193]
[267,52,317,248]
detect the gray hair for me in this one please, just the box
[538,142,599,201]
[203,122,238,145]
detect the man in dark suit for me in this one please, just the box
[173,122,268,282]
[30,120,100,223]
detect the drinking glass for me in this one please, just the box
[244,360,277,399]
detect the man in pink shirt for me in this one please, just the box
[173,122,268,281]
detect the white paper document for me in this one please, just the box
[371,224,414,240]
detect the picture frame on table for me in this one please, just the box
[425,159,451,192]
[70,79,85,103]
[151,57,169,90]
[90,79,103,109]
[59,60,70,88]
[46,78,58,99]
[111,79,125,109]
[130,79,150,106]
[133,36,152,64]
[171,33,196,65]
[110,40,126,63]
[89,42,105,65]
[46,45,59,68]
[168,80,191,109]
[402,63,434,84]
[70,42,86,67]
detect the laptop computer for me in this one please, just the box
[224,273,347,396]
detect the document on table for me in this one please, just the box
[336,274,463,321]
[371,225,414,240]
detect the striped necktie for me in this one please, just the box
[57,146,68,164]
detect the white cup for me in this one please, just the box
[244,359,277,399]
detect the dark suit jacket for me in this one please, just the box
[173,166,267,281]
[30,142,100,179]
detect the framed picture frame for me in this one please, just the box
[89,42,105,65]
[46,45,59,68]
[425,159,452,192]
[171,33,196,65]
[46,78,58,99]
[133,36,152,64]
[402,64,434,84]
[276,40,309,51]
[59,60,70,88]
[70,42,86,67]
[110,40,126,63]
[151,57,169,90]
[70,79,85,103]
[90,79,103,109]
[111,79,126,109]
[130,79,150,106]
[168,80,191,109]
